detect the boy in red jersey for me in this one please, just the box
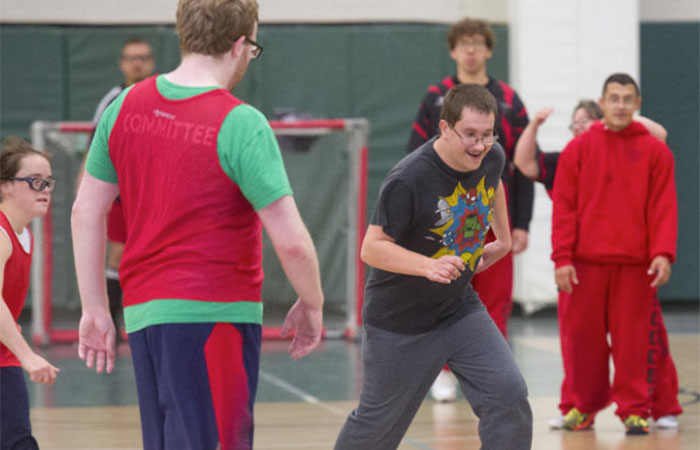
[72,1,324,449]
[0,137,60,450]
[551,73,678,435]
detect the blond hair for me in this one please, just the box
[176,0,259,56]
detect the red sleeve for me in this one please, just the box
[407,91,439,153]
[646,143,678,263]
[551,139,579,267]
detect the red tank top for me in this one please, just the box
[108,77,264,307]
[0,210,33,367]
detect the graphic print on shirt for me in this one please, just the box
[429,177,494,271]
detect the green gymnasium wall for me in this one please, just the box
[1,22,697,301]
[640,22,700,301]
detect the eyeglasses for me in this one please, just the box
[568,119,592,131]
[121,55,153,63]
[455,40,488,51]
[604,95,637,107]
[451,126,498,147]
[5,176,56,192]
[244,37,263,59]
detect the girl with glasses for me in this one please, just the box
[0,137,60,450]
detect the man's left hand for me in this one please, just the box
[648,255,671,287]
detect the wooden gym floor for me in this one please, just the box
[24,304,699,449]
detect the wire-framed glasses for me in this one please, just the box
[451,126,498,147]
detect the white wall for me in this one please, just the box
[508,0,640,312]
[0,0,508,24]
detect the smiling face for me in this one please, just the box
[436,107,496,172]
[570,107,595,137]
[0,153,53,219]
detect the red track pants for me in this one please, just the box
[472,235,514,339]
[558,293,683,419]
[558,260,681,418]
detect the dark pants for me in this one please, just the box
[335,310,532,450]
[128,323,261,450]
[0,367,38,450]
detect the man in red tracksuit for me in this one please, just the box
[552,73,677,435]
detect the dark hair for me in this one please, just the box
[447,18,495,50]
[122,37,151,52]
[440,84,498,127]
[0,137,51,200]
[602,73,640,97]
[573,99,603,120]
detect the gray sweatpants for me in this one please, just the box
[334,310,532,450]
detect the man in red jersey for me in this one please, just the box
[552,73,677,436]
[72,1,324,449]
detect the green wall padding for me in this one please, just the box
[0,27,67,136]
[641,22,700,301]
[4,22,694,306]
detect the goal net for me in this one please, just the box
[29,118,368,344]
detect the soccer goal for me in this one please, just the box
[29,118,369,344]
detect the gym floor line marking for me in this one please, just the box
[258,371,436,449]
[258,371,346,415]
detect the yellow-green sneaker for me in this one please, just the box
[623,415,649,435]
[562,407,595,431]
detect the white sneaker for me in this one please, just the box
[430,370,458,403]
[655,415,679,429]
[548,415,566,429]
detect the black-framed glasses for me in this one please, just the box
[5,176,56,192]
[120,54,153,63]
[244,37,263,59]
[451,126,498,147]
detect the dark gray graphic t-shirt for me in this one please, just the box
[363,138,506,334]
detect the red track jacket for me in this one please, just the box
[551,121,677,268]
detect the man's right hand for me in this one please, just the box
[426,255,465,284]
[78,309,116,374]
[555,264,578,293]
[280,299,323,361]
[533,107,554,127]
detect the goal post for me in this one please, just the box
[30,118,368,344]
